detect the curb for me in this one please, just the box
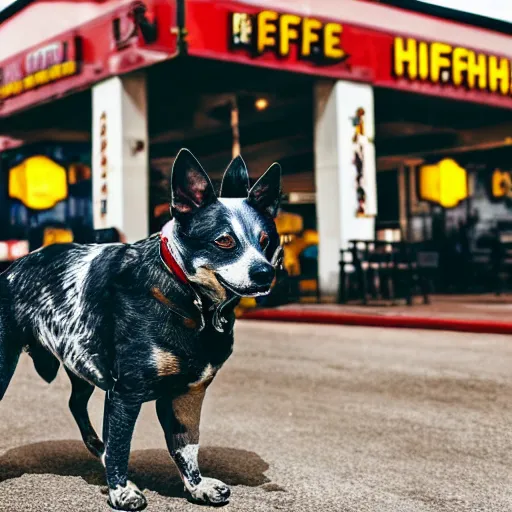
[241,309,512,335]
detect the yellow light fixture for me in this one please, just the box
[9,155,68,210]
[418,158,468,208]
[491,169,512,198]
[42,227,74,246]
[255,98,269,111]
[275,211,303,235]
[68,162,92,185]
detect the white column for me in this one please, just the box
[92,73,149,243]
[314,80,377,296]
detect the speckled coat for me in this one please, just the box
[0,149,282,511]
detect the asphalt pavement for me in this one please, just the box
[0,321,511,511]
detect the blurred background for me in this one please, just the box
[0,0,511,308]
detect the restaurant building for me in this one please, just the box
[0,0,511,294]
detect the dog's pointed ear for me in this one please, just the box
[170,148,216,216]
[247,162,282,218]
[220,155,250,198]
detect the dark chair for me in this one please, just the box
[298,251,321,302]
[412,243,439,302]
[491,228,512,295]
[338,240,430,306]
[73,226,123,245]
[92,227,123,244]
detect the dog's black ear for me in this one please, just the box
[220,155,250,198]
[171,148,216,216]
[247,162,282,218]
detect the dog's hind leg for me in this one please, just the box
[0,339,21,400]
[103,391,146,511]
[65,367,105,459]
[0,305,22,400]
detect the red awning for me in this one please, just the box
[2,0,512,116]
[0,0,179,118]
[226,0,512,58]
[186,0,512,110]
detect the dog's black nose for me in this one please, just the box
[249,264,274,288]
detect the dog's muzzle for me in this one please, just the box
[253,245,284,295]
[252,245,284,297]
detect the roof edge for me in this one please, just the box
[372,0,512,36]
[0,0,36,25]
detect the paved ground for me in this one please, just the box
[0,321,511,511]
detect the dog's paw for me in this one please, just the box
[187,477,231,505]
[108,481,147,511]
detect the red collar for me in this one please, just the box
[159,233,189,285]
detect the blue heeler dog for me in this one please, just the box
[0,148,283,510]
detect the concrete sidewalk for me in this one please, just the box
[242,295,512,335]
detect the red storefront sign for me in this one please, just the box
[0,37,82,101]
[1,0,511,115]
[187,1,512,110]
[0,0,178,117]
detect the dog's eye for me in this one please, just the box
[260,231,269,250]
[214,235,236,250]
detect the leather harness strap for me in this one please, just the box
[150,286,197,329]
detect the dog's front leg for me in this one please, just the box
[103,391,146,511]
[156,387,231,505]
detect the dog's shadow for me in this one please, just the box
[0,440,271,498]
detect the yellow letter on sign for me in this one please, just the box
[257,11,278,54]
[324,23,344,60]
[467,52,487,90]
[488,56,510,95]
[279,14,301,56]
[302,18,322,57]
[430,42,452,83]
[452,47,468,86]
[394,38,417,79]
